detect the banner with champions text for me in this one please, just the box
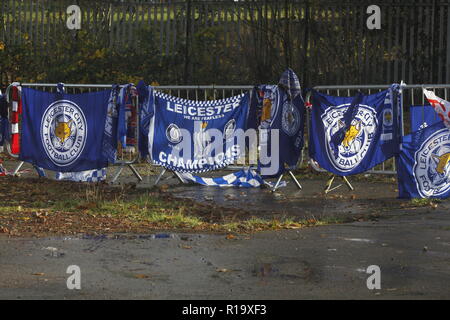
[19,88,111,172]
[309,84,402,176]
[147,90,250,173]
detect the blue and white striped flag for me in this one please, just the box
[55,168,107,183]
[179,169,265,188]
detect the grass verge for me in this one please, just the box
[0,176,338,237]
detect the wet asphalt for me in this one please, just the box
[1,209,450,299]
[0,163,449,299]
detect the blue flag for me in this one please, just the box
[410,105,441,132]
[20,88,111,172]
[255,84,305,177]
[0,117,7,150]
[147,91,250,173]
[309,85,401,176]
[397,121,450,199]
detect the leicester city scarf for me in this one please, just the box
[254,84,305,177]
[309,84,401,176]
[179,169,265,188]
[249,69,305,178]
[148,91,250,173]
[137,81,153,159]
[397,121,450,199]
[20,88,110,172]
[117,84,138,151]
[102,85,120,164]
[55,168,107,183]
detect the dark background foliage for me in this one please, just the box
[1,0,449,89]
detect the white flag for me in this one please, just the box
[423,88,450,128]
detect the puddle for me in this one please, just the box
[343,238,375,243]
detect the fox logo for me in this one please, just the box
[55,120,73,143]
[338,120,362,148]
[41,100,86,166]
[323,104,377,172]
[432,153,450,175]
[413,128,450,197]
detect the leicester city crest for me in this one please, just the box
[322,104,377,172]
[41,100,87,166]
[281,100,301,136]
[383,108,393,127]
[413,128,450,198]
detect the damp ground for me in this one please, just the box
[0,159,449,299]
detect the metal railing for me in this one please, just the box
[3,82,448,179]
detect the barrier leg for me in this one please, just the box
[342,176,354,191]
[172,171,186,184]
[128,164,143,182]
[324,175,341,194]
[272,174,284,192]
[111,166,124,184]
[111,164,143,184]
[13,161,24,176]
[324,175,354,194]
[154,168,167,186]
[288,170,302,190]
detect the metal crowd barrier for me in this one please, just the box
[3,82,142,182]
[3,82,449,182]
